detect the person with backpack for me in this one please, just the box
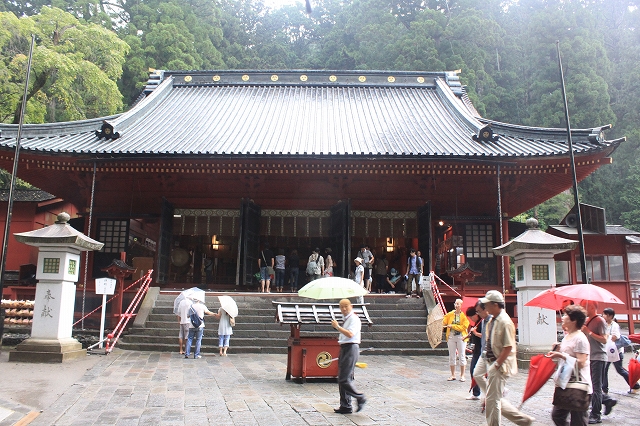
[306,248,324,281]
[185,298,215,359]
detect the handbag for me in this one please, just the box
[230,317,236,327]
[261,251,275,275]
[552,360,591,411]
[606,338,620,363]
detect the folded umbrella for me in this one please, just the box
[628,356,640,390]
[520,354,557,407]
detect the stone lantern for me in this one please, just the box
[9,212,104,362]
[493,218,577,366]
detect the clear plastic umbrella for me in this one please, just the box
[173,287,205,314]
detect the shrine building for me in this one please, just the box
[0,70,624,297]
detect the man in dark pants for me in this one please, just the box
[331,299,366,414]
[581,300,617,424]
[466,305,482,400]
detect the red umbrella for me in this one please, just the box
[461,296,479,312]
[524,288,560,310]
[628,334,640,345]
[628,356,640,390]
[525,284,624,311]
[520,354,557,407]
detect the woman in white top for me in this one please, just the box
[546,305,592,426]
[324,248,334,277]
[602,307,640,393]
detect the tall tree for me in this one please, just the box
[0,7,129,123]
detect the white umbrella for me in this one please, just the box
[218,295,238,318]
[298,276,369,300]
[173,287,205,314]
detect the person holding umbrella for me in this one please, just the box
[215,296,238,356]
[331,299,366,414]
[546,304,592,426]
[214,307,234,356]
[581,300,617,423]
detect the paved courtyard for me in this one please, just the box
[0,349,637,425]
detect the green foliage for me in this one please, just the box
[3,0,640,229]
[0,7,128,124]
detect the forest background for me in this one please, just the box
[1,0,639,231]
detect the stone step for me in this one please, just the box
[118,292,440,355]
[132,322,431,334]
[116,341,448,356]
[123,326,434,341]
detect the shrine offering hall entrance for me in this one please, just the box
[164,200,430,289]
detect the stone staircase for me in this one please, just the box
[118,291,447,356]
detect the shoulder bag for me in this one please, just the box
[552,359,591,411]
[262,251,275,276]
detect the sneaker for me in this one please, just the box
[466,395,480,400]
[588,416,602,424]
[195,355,202,359]
[184,355,189,359]
[603,398,617,415]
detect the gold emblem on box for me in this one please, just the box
[317,351,332,368]
[242,74,250,81]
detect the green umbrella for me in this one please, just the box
[298,277,368,300]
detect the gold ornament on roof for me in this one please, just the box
[213,75,221,82]
[329,75,337,82]
[300,74,308,81]
[184,75,192,82]
[388,76,396,83]
[417,77,425,83]
[242,74,250,81]
[359,76,366,82]
[271,74,279,81]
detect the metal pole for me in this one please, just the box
[0,34,35,293]
[497,165,505,296]
[556,41,588,283]
[81,162,97,329]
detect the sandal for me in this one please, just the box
[447,377,456,381]
[460,377,466,382]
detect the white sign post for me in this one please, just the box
[95,278,117,348]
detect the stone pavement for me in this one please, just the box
[1,349,638,426]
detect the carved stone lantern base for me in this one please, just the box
[9,337,85,363]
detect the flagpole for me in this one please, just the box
[556,41,588,283]
[0,35,36,297]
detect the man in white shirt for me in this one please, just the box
[177,297,192,354]
[331,299,366,414]
[185,298,214,359]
